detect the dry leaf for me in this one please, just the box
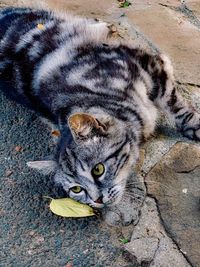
[15,145,22,152]
[49,197,95,218]
[51,130,60,137]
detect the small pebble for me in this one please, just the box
[110,25,117,33]
[180,248,187,254]
[29,230,35,236]
[27,250,33,255]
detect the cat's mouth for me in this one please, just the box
[90,195,105,208]
[90,199,112,209]
[94,195,104,204]
[90,193,123,208]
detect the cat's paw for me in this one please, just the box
[103,192,145,227]
[103,174,146,227]
[181,112,200,141]
[103,204,140,227]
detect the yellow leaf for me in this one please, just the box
[49,198,95,218]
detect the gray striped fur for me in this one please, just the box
[0,8,199,208]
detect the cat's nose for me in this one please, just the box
[94,195,103,204]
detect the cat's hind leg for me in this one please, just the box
[141,53,200,141]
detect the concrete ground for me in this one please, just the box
[0,1,200,266]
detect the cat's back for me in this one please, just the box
[0,8,53,47]
[0,7,109,60]
[0,7,68,60]
[0,7,111,118]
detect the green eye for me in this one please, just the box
[71,186,82,193]
[91,163,105,178]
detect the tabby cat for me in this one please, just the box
[0,8,199,212]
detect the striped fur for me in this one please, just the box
[0,8,199,208]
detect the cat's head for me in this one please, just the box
[27,113,139,208]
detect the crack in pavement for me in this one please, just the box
[159,2,200,30]
[124,194,193,266]
[143,142,200,266]
[176,164,200,173]
[176,80,200,89]
[148,195,193,267]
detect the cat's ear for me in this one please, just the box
[68,113,107,139]
[27,160,57,175]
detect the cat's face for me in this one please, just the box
[55,133,135,208]
[28,113,139,208]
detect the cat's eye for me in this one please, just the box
[70,186,82,194]
[91,163,105,179]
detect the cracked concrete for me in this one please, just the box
[146,143,200,267]
[125,197,190,267]
[0,0,200,267]
[159,2,200,29]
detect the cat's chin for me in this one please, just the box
[91,203,105,209]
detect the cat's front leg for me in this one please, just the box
[103,174,146,226]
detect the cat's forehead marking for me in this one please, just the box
[77,165,93,182]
